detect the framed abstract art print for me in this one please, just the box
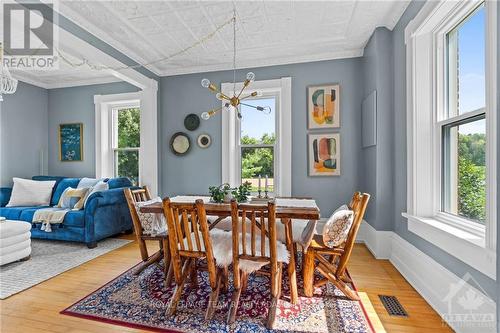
[308,84,340,129]
[308,133,340,176]
[59,123,83,162]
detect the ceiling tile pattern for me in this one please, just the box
[58,0,410,76]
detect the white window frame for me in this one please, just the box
[94,87,158,196]
[404,0,497,279]
[221,77,292,196]
[111,103,140,183]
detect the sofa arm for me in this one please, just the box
[0,188,12,207]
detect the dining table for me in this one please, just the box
[140,195,320,305]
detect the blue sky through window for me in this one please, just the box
[240,98,275,141]
[457,4,485,114]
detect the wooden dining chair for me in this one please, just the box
[302,192,370,300]
[227,199,289,329]
[124,187,171,281]
[162,198,224,320]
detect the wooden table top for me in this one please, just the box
[140,197,321,220]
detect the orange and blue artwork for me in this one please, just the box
[308,133,340,176]
[308,84,340,129]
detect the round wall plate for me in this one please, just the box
[184,113,200,131]
[197,134,212,148]
[170,132,191,156]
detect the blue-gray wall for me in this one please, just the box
[161,59,364,216]
[360,27,395,231]
[47,82,138,177]
[496,1,500,327]
[390,0,496,299]
[1,82,48,186]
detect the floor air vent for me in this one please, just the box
[378,295,408,317]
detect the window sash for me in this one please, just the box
[113,148,140,179]
[236,95,279,192]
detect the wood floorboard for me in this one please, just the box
[0,236,453,333]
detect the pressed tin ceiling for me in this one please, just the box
[13,1,410,87]
[58,0,410,76]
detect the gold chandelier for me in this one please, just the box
[201,9,270,120]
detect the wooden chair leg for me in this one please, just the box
[162,238,170,274]
[165,260,174,286]
[227,273,243,324]
[138,238,149,262]
[221,266,229,293]
[189,259,198,288]
[241,271,248,292]
[267,263,281,329]
[284,219,298,304]
[303,249,315,297]
[168,259,192,316]
[134,250,163,276]
[277,262,283,300]
[316,264,360,301]
[205,269,222,320]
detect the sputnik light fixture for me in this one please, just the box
[200,8,271,120]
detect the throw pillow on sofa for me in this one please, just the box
[83,180,109,208]
[6,178,56,207]
[58,187,89,210]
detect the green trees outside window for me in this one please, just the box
[116,108,140,186]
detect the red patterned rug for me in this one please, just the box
[62,258,374,333]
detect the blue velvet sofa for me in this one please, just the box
[0,176,135,248]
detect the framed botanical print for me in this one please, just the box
[308,84,340,129]
[308,133,340,176]
[59,123,83,161]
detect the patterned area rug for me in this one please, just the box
[0,238,132,299]
[62,258,374,333]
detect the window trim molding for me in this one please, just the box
[221,77,292,196]
[404,0,497,277]
[94,87,158,195]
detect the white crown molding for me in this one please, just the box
[160,49,364,77]
[11,72,123,90]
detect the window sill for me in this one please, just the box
[402,213,496,279]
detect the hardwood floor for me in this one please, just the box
[0,237,452,333]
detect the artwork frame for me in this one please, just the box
[308,84,340,129]
[59,123,83,162]
[308,133,340,176]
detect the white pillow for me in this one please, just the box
[83,180,109,208]
[77,177,101,189]
[322,209,354,248]
[6,178,56,207]
[134,197,167,236]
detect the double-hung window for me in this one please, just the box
[221,78,292,197]
[405,0,497,278]
[112,106,140,186]
[239,97,277,195]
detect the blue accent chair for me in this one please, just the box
[0,176,135,248]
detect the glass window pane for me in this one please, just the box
[116,150,139,186]
[442,117,486,223]
[447,4,485,117]
[117,108,140,148]
[240,98,275,144]
[241,147,274,192]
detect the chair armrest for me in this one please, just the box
[0,188,12,207]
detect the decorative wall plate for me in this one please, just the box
[170,132,191,156]
[184,114,200,131]
[197,134,212,148]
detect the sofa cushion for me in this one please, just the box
[18,207,50,222]
[107,177,132,189]
[51,178,81,206]
[19,208,84,228]
[0,206,41,220]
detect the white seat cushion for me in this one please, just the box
[0,247,31,266]
[211,230,289,273]
[0,221,32,239]
[0,239,31,256]
[0,232,31,248]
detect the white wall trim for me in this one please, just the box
[221,77,292,196]
[94,90,158,195]
[11,73,123,90]
[356,223,497,333]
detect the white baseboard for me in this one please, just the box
[356,220,392,259]
[356,221,497,333]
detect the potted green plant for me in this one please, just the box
[232,181,252,203]
[208,183,233,203]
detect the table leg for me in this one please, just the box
[283,218,298,304]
